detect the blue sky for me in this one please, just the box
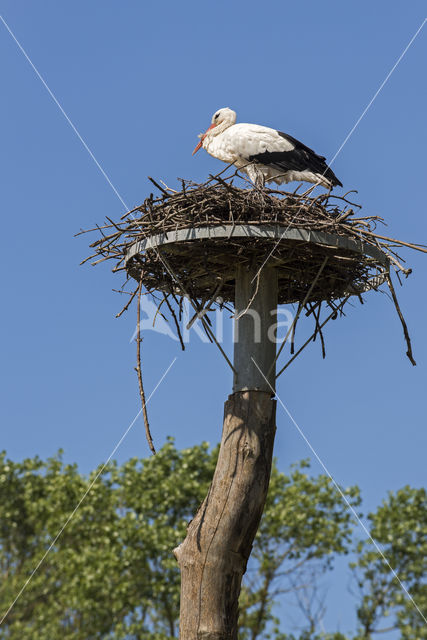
[1,1,426,636]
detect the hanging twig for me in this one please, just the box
[162,292,185,351]
[135,279,156,454]
[156,251,236,373]
[385,271,416,366]
[309,301,326,358]
[152,296,168,326]
[276,296,350,378]
[186,280,224,329]
[233,269,261,321]
[267,256,329,377]
[116,285,139,318]
[290,302,302,355]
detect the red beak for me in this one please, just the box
[192,123,217,155]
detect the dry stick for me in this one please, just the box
[80,253,97,265]
[120,204,144,220]
[155,250,236,374]
[162,292,186,351]
[267,256,329,378]
[342,225,427,254]
[105,216,125,233]
[203,162,236,186]
[186,280,224,330]
[318,322,326,359]
[310,301,326,358]
[148,176,171,198]
[290,302,302,355]
[307,302,318,339]
[387,253,412,276]
[91,255,115,266]
[152,296,168,327]
[385,271,416,367]
[199,313,239,373]
[159,179,178,194]
[276,296,351,379]
[116,285,139,318]
[136,279,156,454]
[233,269,261,321]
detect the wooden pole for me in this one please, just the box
[175,266,278,640]
[233,265,278,393]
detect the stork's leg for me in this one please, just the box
[255,173,266,189]
[246,164,265,189]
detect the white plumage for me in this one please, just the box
[192,107,342,189]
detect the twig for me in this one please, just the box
[135,280,156,454]
[385,271,416,366]
[116,286,139,318]
[148,176,171,198]
[268,256,329,377]
[309,301,326,358]
[342,225,427,254]
[233,269,260,321]
[276,296,350,378]
[162,293,185,351]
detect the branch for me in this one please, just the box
[135,279,156,454]
[385,272,416,366]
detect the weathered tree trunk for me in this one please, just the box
[175,265,278,639]
[174,390,276,640]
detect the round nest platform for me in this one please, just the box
[87,175,398,305]
[125,223,387,306]
[81,172,424,366]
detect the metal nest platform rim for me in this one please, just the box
[124,222,389,305]
[125,223,388,265]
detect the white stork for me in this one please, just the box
[192,107,342,189]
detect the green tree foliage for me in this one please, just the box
[0,442,425,639]
[0,441,216,639]
[238,460,360,640]
[351,486,427,640]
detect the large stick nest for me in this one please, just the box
[123,185,389,306]
[80,171,426,368]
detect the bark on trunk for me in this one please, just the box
[174,390,276,640]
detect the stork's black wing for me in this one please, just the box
[248,130,342,187]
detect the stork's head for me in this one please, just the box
[192,107,236,155]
